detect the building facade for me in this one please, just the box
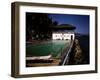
[52,32,75,40]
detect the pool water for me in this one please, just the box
[26,40,70,57]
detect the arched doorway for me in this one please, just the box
[71,35,73,40]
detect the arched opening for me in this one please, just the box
[71,35,73,40]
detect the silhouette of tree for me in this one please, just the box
[26,13,56,41]
[53,21,58,26]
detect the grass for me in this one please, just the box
[26,40,70,57]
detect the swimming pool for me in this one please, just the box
[26,40,70,57]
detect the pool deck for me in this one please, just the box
[26,59,61,67]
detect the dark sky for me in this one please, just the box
[48,14,89,35]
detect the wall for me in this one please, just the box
[0,0,100,80]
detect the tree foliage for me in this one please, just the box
[26,13,57,41]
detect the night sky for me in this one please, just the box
[48,14,89,35]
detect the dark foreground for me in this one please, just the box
[68,34,89,65]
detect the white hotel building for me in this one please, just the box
[50,24,76,40]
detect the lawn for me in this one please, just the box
[26,40,70,57]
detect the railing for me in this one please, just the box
[61,40,74,65]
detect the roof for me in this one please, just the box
[49,24,76,30]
